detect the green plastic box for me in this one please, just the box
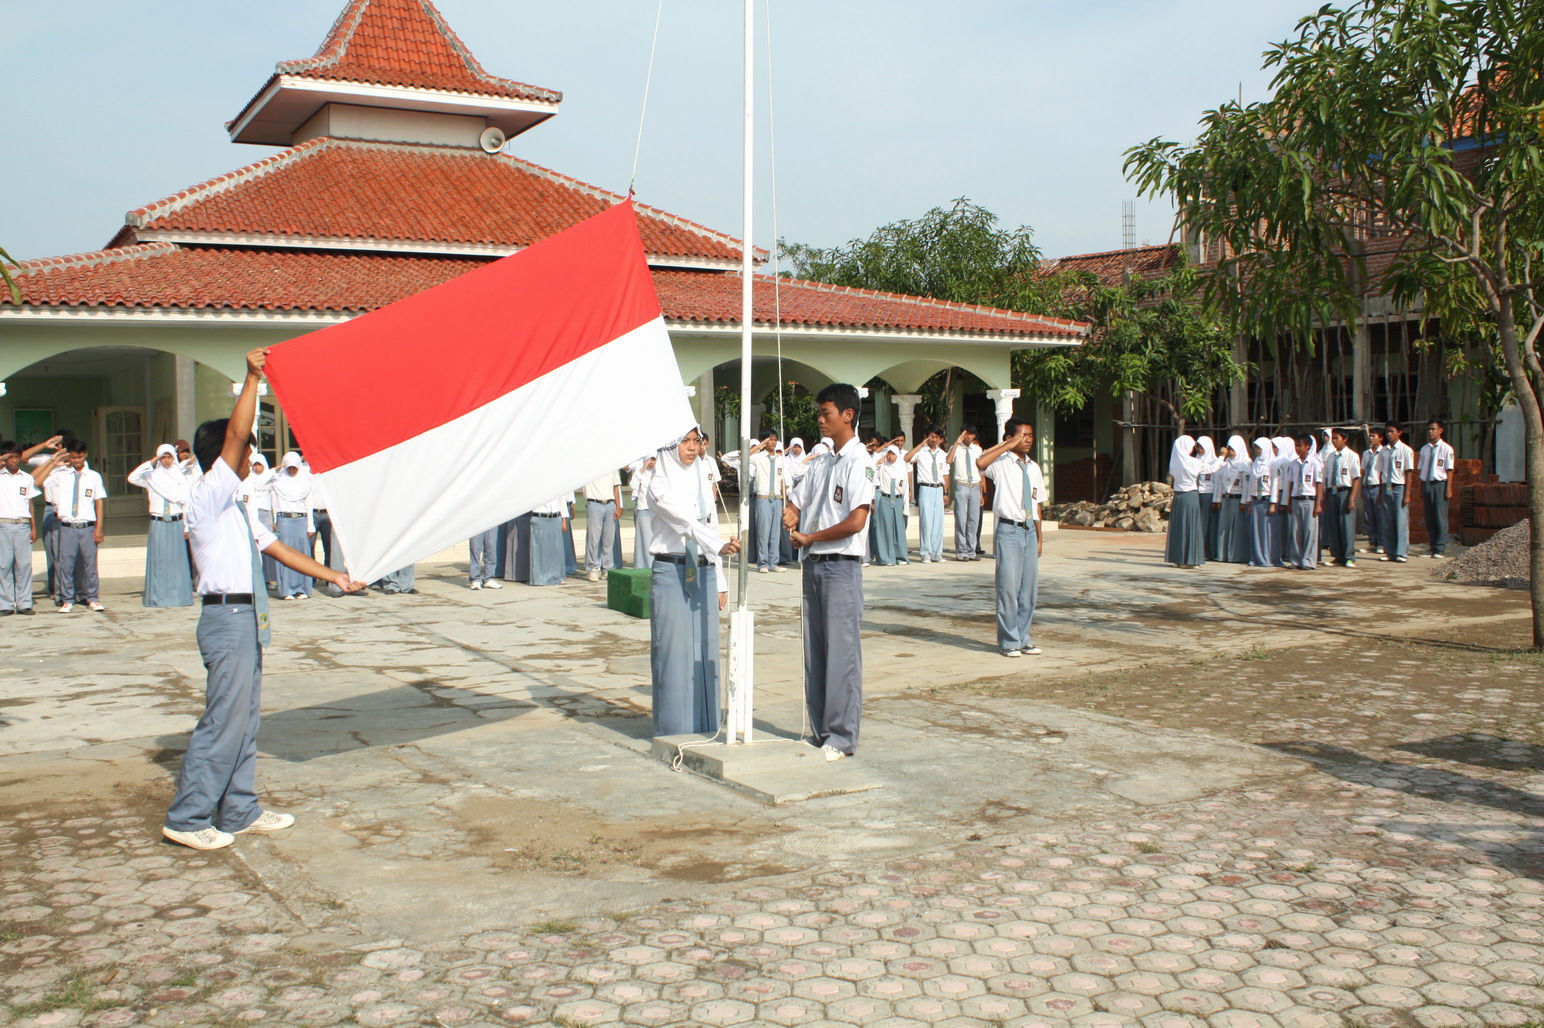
[607,567,652,619]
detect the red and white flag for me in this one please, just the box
[265,200,694,584]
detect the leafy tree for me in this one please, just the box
[0,246,21,305]
[760,380,819,443]
[1124,0,1544,643]
[1015,263,1247,433]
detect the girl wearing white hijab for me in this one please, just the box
[1212,434,1252,564]
[240,456,279,589]
[870,446,910,566]
[1165,434,1205,567]
[1268,437,1296,567]
[267,451,315,599]
[1195,436,1225,561]
[126,444,194,607]
[1244,437,1276,567]
[647,426,742,737]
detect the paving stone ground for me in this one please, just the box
[3,535,1544,1027]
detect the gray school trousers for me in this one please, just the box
[952,485,981,558]
[994,519,1039,653]
[1382,484,1409,559]
[165,603,265,833]
[802,558,864,754]
[55,523,100,603]
[0,521,33,612]
[1422,480,1449,554]
[1287,497,1318,568]
[586,500,617,571]
[1322,488,1356,562]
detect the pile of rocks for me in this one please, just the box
[1435,518,1529,589]
[1047,481,1173,533]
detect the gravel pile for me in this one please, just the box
[1047,482,1172,533]
[1435,519,1531,589]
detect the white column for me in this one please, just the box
[175,356,197,441]
[695,372,714,438]
[891,393,923,446]
[1035,398,1055,505]
[985,388,1020,444]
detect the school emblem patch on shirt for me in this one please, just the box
[865,466,875,481]
[834,485,844,503]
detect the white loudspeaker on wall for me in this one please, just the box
[479,127,506,153]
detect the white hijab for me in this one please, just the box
[1225,434,1250,467]
[1272,436,1294,461]
[648,428,716,528]
[1170,434,1200,482]
[144,443,190,507]
[269,450,311,504]
[1251,436,1274,477]
[1197,436,1216,461]
[242,457,273,493]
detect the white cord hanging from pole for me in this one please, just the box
[628,0,667,196]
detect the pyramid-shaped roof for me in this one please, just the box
[229,0,560,146]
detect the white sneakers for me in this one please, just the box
[162,826,235,850]
[87,601,106,612]
[1001,649,1022,658]
[484,580,503,590]
[470,580,483,590]
[59,602,74,613]
[822,745,848,762]
[1022,646,1042,655]
[237,810,296,833]
[163,810,294,849]
[587,570,601,582]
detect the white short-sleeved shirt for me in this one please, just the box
[983,453,1046,522]
[1419,440,1455,481]
[950,443,983,486]
[584,470,622,502]
[1362,446,1384,486]
[188,459,278,596]
[789,436,876,557]
[748,451,783,498]
[0,468,39,519]
[46,467,107,522]
[1383,440,1415,485]
[1291,457,1322,499]
[1325,447,1361,489]
[910,446,948,486]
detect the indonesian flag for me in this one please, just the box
[265,200,694,584]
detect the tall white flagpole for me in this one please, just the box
[727,0,756,744]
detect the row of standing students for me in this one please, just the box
[1166,420,1459,571]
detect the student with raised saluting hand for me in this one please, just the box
[977,418,1046,657]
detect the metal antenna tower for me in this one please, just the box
[1122,200,1136,250]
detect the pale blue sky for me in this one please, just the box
[1,0,1309,264]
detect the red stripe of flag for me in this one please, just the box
[265,200,661,473]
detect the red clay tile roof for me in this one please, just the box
[111,139,749,262]
[3,245,1085,339]
[269,0,557,103]
[1039,244,1182,287]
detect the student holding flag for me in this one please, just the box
[163,347,363,852]
[647,426,740,737]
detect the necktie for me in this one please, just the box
[234,499,272,647]
[1328,452,1340,487]
[71,471,81,520]
[1020,459,1032,519]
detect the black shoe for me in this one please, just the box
[0,610,12,617]
[17,608,35,616]
[406,588,419,594]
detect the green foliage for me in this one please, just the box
[761,380,819,442]
[714,384,741,423]
[0,246,21,305]
[1015,262,1248,428]
[782,199,1243,427]
[1123,0,1544,367]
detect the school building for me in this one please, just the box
[0,0,1088,534]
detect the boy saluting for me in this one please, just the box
[162,348,364,851]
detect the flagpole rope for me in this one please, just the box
[764,0,810,746]
[628,0,667,197]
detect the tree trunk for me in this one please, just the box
[1493,309,1544,649]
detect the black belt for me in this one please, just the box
[533,512,562,518]
[804,553,860,563]
[1329,487,1351,493]
[277,512,307,519]
[919,482,943,488]
[150,514,184,522]
[202,593,254,606]
[590,499,616,505]
[58,520,94,528]
[1225,493,1242,498]
[655,553,710,566]
[997,518,1035,529]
